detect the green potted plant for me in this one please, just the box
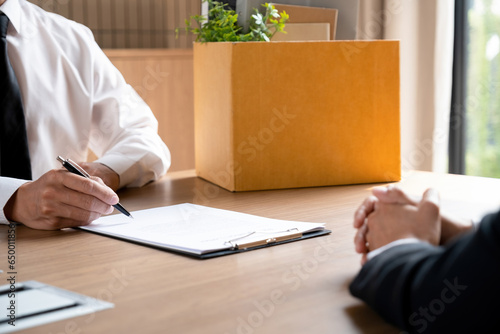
[182,0,289,42]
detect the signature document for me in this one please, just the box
[80,203,329,258]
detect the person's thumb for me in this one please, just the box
[418,188,440,220]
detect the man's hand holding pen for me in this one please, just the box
[3,161,120,230]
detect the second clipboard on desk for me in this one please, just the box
[78,203,331,259]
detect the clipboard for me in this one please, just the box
[196,229,331,259]
[80,227,332,259]
[79,204,331,259]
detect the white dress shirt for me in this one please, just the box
[366,238,423,261]
[0,0,170,223]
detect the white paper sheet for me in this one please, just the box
[80,204,326,255]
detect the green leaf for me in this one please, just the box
[178,0,288,43]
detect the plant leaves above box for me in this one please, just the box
[182,0,288,42]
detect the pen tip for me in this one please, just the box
[129,214,134,219]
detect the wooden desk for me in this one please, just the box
[3,170,500,333]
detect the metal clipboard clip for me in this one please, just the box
[224,228,302,250]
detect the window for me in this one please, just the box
[450,0,500,177]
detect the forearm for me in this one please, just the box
[350,243,441,331]
[90,86,170,188]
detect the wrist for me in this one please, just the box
[80,162,120,191]
[440,215,473,244]
[98,164,120,190]
[4,183,29,223]
[369,233,417,251]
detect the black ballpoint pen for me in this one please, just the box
[57,156,134,219]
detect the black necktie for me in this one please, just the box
[0,13,32,179]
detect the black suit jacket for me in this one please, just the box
[349,210,500,333]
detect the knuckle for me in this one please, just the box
[43,216,63,230]
[81,178,96,193]
[92,176,103,184]
[40,188,57,201]
[354,208,363,220]
[367,196,378,208]
[355,231,364,244]
[47,169,65,183]
[40,205,55,217]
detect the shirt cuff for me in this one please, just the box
[96,152,168,189]
[96,154,139,188]
[471,218,481,232]
[0,177,29,224]
[366,238,424,261]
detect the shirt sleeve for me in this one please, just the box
[366,237,424,261]
[84,27,171,188]
[0,177,29,224]
[471,217,481,232]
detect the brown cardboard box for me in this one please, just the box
[270,23,331,41]
[194,41,400,192]
[270,3,338,40]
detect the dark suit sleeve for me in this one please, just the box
[349,210,500,333]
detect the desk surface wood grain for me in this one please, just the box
[2,170,500,334]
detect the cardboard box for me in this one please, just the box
[194,41,400,191]
[270,3,338,40]
[270,23,331,41]
[236,0,357,40]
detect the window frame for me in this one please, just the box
[449,0,470,174]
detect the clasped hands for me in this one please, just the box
[353,185,473,265]
[4,162,120,230]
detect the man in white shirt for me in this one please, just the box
[0,0,170,230]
